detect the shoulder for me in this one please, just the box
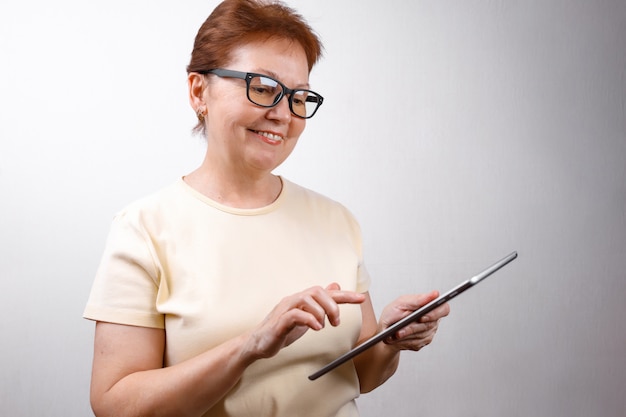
[111,180,189,231]
[281,178,361,230]
[282,178,346,209]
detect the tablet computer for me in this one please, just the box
[308,251,518,380]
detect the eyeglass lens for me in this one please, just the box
[248,75,321,118]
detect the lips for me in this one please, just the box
[252,129,284,144]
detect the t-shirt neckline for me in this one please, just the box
[178,176,286,216]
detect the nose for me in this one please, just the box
[266,94,292,122]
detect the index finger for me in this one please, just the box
[420,301,450,322]
[324,282,366,305]
[329,289,366,305]
[314,286,365,327]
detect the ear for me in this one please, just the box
[188,72,207,114]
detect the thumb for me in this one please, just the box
[420,290,440,306]
[400,290,440,310]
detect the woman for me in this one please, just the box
[84,1,450,416]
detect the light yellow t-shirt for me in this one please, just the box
[84,177,371,417]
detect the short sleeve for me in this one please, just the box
[340,204,372,294]
[357,262,372,293]
[83,210,164,328]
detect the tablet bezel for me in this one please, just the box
[308,251,518,381]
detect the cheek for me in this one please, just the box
[289,119,306,140]
[206,86,251,124]
[210,106,252,136]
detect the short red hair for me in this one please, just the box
[187,0,323,74]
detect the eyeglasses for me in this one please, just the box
[199,69,324,119]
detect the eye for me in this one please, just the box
[291,91,308,107]
[250,85,277,96]
[249,75,281,97]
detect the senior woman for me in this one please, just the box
[84,1,449,416]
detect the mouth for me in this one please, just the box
[251,129,285,145]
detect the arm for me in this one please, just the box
[353,291,450,393]
[89,284,365,417]
[90,322,252,417]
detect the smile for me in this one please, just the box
[253,130,284,143]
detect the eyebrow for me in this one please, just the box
[253,68,310,89]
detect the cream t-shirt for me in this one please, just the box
[84,177,371,417]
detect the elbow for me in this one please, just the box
[90,390,134,417]
[358,371,394,394]
[355,354,399,394]
[90,392,115,417]
[359,382,377,394]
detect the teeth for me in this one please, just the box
[256,131,283,141]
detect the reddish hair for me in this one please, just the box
[187,0,323,74]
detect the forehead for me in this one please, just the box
[226,38,309,85]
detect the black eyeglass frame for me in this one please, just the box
[198,68,324,119]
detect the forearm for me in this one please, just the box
[92,333,255,417]
[354,290,449,393]
[354,293,401,392]
[353,341,401,393]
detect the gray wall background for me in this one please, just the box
[1,1,624,416]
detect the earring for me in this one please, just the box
[196,108,206,122]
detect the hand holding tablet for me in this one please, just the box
[308,251,518,380]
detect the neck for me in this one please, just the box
[184,163,282,209]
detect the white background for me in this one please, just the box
[1,1,625,416]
